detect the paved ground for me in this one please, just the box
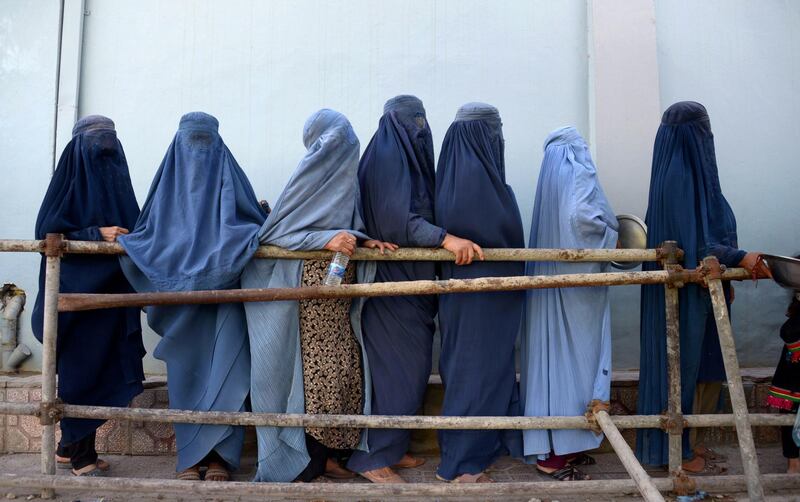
[0,446,796,501]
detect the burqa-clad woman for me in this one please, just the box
[435,103,524,483]
[348,95,483,483]
[636,102,770,472]
[32,115,145,477]
[119,112,267,481]
[242,109,394,483]
[520,126,618,481]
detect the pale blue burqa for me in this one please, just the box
[242,109,375,482]
[520,127,618,458]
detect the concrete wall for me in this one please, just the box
[0,0,797,373]
[0,0,61,372]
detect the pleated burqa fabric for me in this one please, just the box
[347,96,446,473]
[242,109,375,482]
[434,103,525,480]
[636,102,746,466]
[32,115,145,445]
[520,127,618,459]
[119,112,266,472]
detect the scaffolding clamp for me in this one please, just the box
[43,234,65,258]
[586,399,610,434]
[39,399,64,426]
[672,471,697,496]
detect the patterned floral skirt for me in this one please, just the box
[299,259,363,449]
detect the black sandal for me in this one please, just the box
[537,465,591,481]
[567,453,596,466]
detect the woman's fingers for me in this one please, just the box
[463,246,475,265]
[116,227,130,235]
[472,243,485,261]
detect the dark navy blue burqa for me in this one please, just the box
[435,103,525,479]
[347,96,446,473]
[119,112,266,471]
[32,115,145,445]
[636,102,745,466]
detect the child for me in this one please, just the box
[766,280,800,474]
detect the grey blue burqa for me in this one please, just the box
[119,112,266,471]
[347,96,446,473]
[435,103,525,479]
[520,127,618,459]
[242,109,375,482]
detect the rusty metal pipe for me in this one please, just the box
[58,268,750,312]
[0,238,681,262]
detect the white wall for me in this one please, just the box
[589,0,662,369]
[0,0,61,371]
[1,0,797,373]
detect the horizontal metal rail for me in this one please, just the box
[58,268,751,312]
[0,473,797,500]
[0,238,676,262]
[0,402,792,429]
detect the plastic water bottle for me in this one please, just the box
[323,252,349,286]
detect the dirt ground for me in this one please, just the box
[0,445,797,501]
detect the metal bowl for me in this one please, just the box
[762,254,800,290]
[611,214,648,270]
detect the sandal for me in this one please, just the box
[693,446,727,463]
[325,458,356,479]
[536,465,591,481]
[57,456,110,471]
[359,467,406,484]
[392,454,426,470]
[72,465,107,477]
[176,466,201,481]
[205,462,230,482]
[682,458,727,476]
[435,472,494,483]
[567,453,596,466]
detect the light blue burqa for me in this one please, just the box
[242,109,375,482]
[119,112,266,471]
[520,127,618,458]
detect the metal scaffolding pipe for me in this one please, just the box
[0,238,678,262]
[0,402,793,429]
[665,266,683,475]
[705,257,764,501]
[38,236,61,500]
[58,268,751,312]
[594,409,664,501]
[0,473,797,500]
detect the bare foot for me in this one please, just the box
[452,472,494,483]
[392,454,426,469]
[682,456,706,473]
[71,463,104,477]
[682,455,726,475]
[359,466,405,483]
[325,458,355,479]
[788,458,800,474]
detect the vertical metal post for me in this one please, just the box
[702,256,764,501]
[39,234,63,499]
[594,409,665,502]
[662,241,683,476]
